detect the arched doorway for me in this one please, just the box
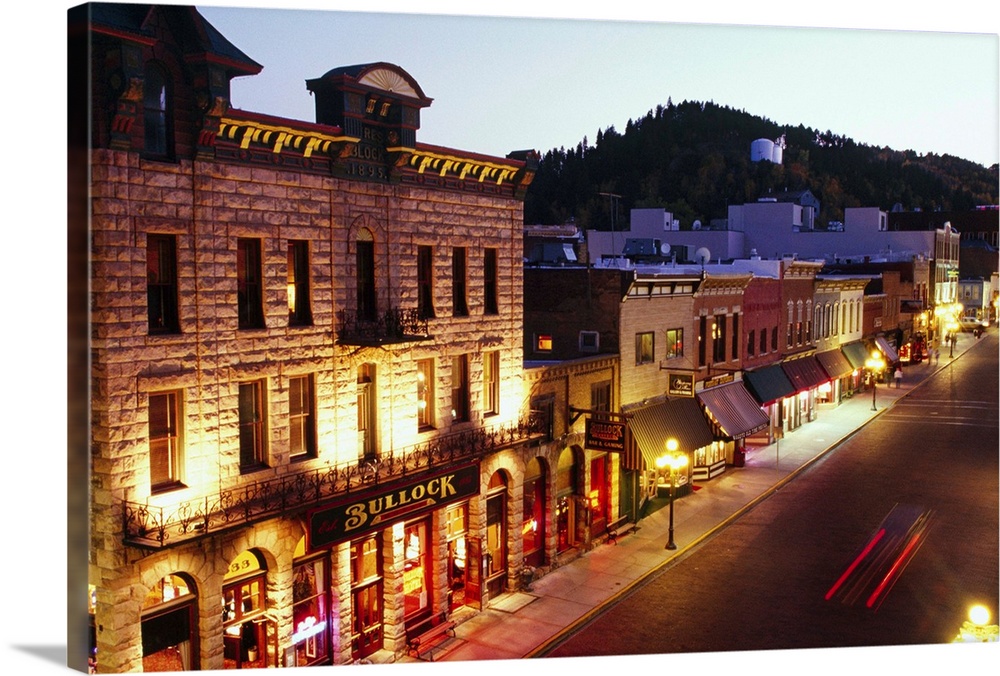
[140,573,198,672]
[222,549,275,669]
[522,457,546,568]
[556,448,580,553]
[484,470,509,599]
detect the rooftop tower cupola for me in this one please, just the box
[306,62,433,149]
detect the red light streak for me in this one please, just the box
[865,530,923,609]
[825,528,886,601]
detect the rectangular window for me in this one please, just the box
[288,374,316,460]
[417,359,435,431]
[579,331,600,353]
[149,391,182,492]
[747,329,756,356]
[731,313,740,360]
[287,241,313,326]
[451,354,469,422]
[147,234,179,334]
[417,245,435,319]
[771,326,778,352]
[591,381,612,412]
[699,316,708,367]
[664,328,684,359]
[143,64,170,158]
[238,380,268,471]
[357,364,377,460]
[403,521,430,620]
[713,315,727,363]
[760,328,767,355]
[452,248,469,317]
[535,334,553,353]
[356,239,376,321]
[484,351,500,417]
[237,238,265,329]
[483,248,499,315]
[636,331,654,365]
[664,329,684,359]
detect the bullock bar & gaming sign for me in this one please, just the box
[308,464,480,550]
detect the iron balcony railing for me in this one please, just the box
[122,411,547,550]
[336,307,431,345]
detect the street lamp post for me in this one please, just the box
[656,438,688,550]
[865,350,886,412]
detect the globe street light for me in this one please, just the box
[655,438,688,550]
[954,604,999,642]
[865,350,886,412]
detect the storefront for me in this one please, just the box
[841,341,871,394]
[815,348,855,405]
[222,550,276,670]
[743,364,797,443]
[696,380,771,466]
[780,355,831,426]
[874,334,901,366]
[628,398,717,483]
[307,463,481,658]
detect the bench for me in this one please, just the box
[406,613,457,661]
[606,515,634,544]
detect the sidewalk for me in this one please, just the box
[418,330,989,663]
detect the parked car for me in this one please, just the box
[958,316,988,332]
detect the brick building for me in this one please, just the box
[72,4,560,672]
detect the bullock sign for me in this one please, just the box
[308,464,480,550]
[585,418,626,453]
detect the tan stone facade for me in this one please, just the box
[79,8,569,672]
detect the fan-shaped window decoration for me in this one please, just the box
[358,67,419,98]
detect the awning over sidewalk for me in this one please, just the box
[781,356,830,392]
[815,348,855,379]
[874,335,900,364]
[628,398,715,469]
[841,341,870,369]
[696,381,770,440]
[743,364,796,406]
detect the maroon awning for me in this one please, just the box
[697,381,770,440]
[781,356,830,393]
[815,348,854,379]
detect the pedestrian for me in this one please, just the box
[894,366,903,388]
[934,346,940,365]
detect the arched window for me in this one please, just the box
[143,62,172,158]
[223,550,273,670]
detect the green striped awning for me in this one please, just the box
[628,398,715,469]
[841,341,870,369]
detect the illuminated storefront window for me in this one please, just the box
[291,556,329,666]
[445,504,469,610]
[522,458,546,567]
[403,520,430,621]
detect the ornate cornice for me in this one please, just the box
[218,116,359,157]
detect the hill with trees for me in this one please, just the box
[523,99,999,230]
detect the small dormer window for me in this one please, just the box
[143,62,172,159]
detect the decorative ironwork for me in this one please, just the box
[335,307,431,345]
[122,411,546,549]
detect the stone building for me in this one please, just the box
[73,4,550,671]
